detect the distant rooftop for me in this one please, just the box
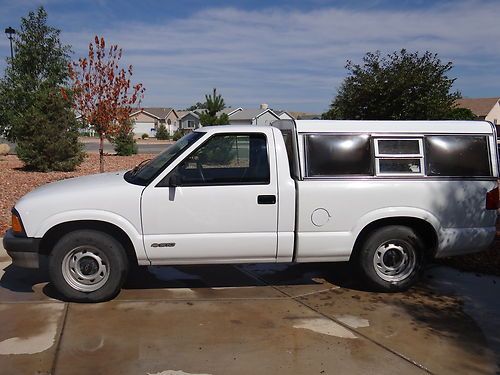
[227,108,278,120]
[456,98,499,117]
[135,107,175,119]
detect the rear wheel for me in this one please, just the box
[356,226,424,292]
[49,230,128,302]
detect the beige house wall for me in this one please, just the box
[486,102,500,125]
[165,111,179,135]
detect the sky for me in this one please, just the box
[0,0,499,113]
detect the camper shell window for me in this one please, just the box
[305,134,372,176]
[425,135,491,177]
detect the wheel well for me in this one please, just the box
[39,220,138,266]
[351,217,438,261]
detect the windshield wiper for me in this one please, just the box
[129,158,152,177]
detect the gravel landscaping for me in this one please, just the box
[0,153,153,234]
[0,153,498,276]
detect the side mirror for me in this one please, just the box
[169,174,181,187]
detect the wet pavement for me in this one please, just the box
[0,247,499,374]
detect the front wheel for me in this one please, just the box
[356,226,425,292]
[49,230,128,302]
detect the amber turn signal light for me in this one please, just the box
[12,212,24,234]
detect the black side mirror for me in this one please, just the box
[169,174,181,187]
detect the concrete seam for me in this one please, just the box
[50,302,70,375]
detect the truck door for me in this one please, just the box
[141,130,279,263]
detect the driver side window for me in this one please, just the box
[171,133,269,185]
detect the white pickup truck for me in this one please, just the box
[4,120,498,302]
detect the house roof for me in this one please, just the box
[276,111,295,119]
[456,98,499,117]
[177,110,200,120]
[217,107,242,116]
[227,108,280,121]
[131,107,177,119]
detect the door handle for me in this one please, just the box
[257,195,276,205]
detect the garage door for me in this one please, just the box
[134,122,155,137]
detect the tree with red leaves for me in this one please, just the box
[69,36,145,172]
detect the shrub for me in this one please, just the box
[156,124,169,140]
[0,143,10,156]
[111,126,137,156]
[172,130,184,141]
[15,90,85,171]
[141,133,149,139]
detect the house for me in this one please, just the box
[277,111,295,120]
[218,104,280,126]
[176,111,201,132]
[456,98,500,125]
[217,107,243,117]
[129,107,179,137]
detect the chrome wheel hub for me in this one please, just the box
[373,241,416,282]
[62,246,110,292]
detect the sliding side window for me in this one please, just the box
[374,138,424,175]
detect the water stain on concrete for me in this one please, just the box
[148,370,212,375]
[0,303,64,355]
[292,317,357,339]
[335,315,370,329]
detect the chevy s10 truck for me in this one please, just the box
[4,120,498,301]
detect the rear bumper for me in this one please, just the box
[434,226,496,258]
[2,229,41,268]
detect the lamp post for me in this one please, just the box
[4,26,15,60]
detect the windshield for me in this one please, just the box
[125,131,205,185]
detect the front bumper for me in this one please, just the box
[3,229,41,268]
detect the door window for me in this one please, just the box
[170,133,270,185]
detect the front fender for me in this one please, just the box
[33,209,148,263]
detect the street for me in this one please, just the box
[82,140,170,154]
[0,137,171,155]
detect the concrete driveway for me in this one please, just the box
[0,244,499,375]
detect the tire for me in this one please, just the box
[356,225,425,292]
[49,230,128,302]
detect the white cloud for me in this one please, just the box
[2,1,500,111]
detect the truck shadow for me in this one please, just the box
[121,262,366,291]
[0,259,366,298]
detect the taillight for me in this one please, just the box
[486,187,499,210]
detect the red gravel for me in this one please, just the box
[0,154,153,234]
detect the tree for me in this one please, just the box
[199,88,230,125]
[107,118,137,156]
[323,49,466,120]
[155,124,169,140]
[69,36,145,172]
[185,102,207,111]
[0,7,84,171]
[447,107,477,120]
